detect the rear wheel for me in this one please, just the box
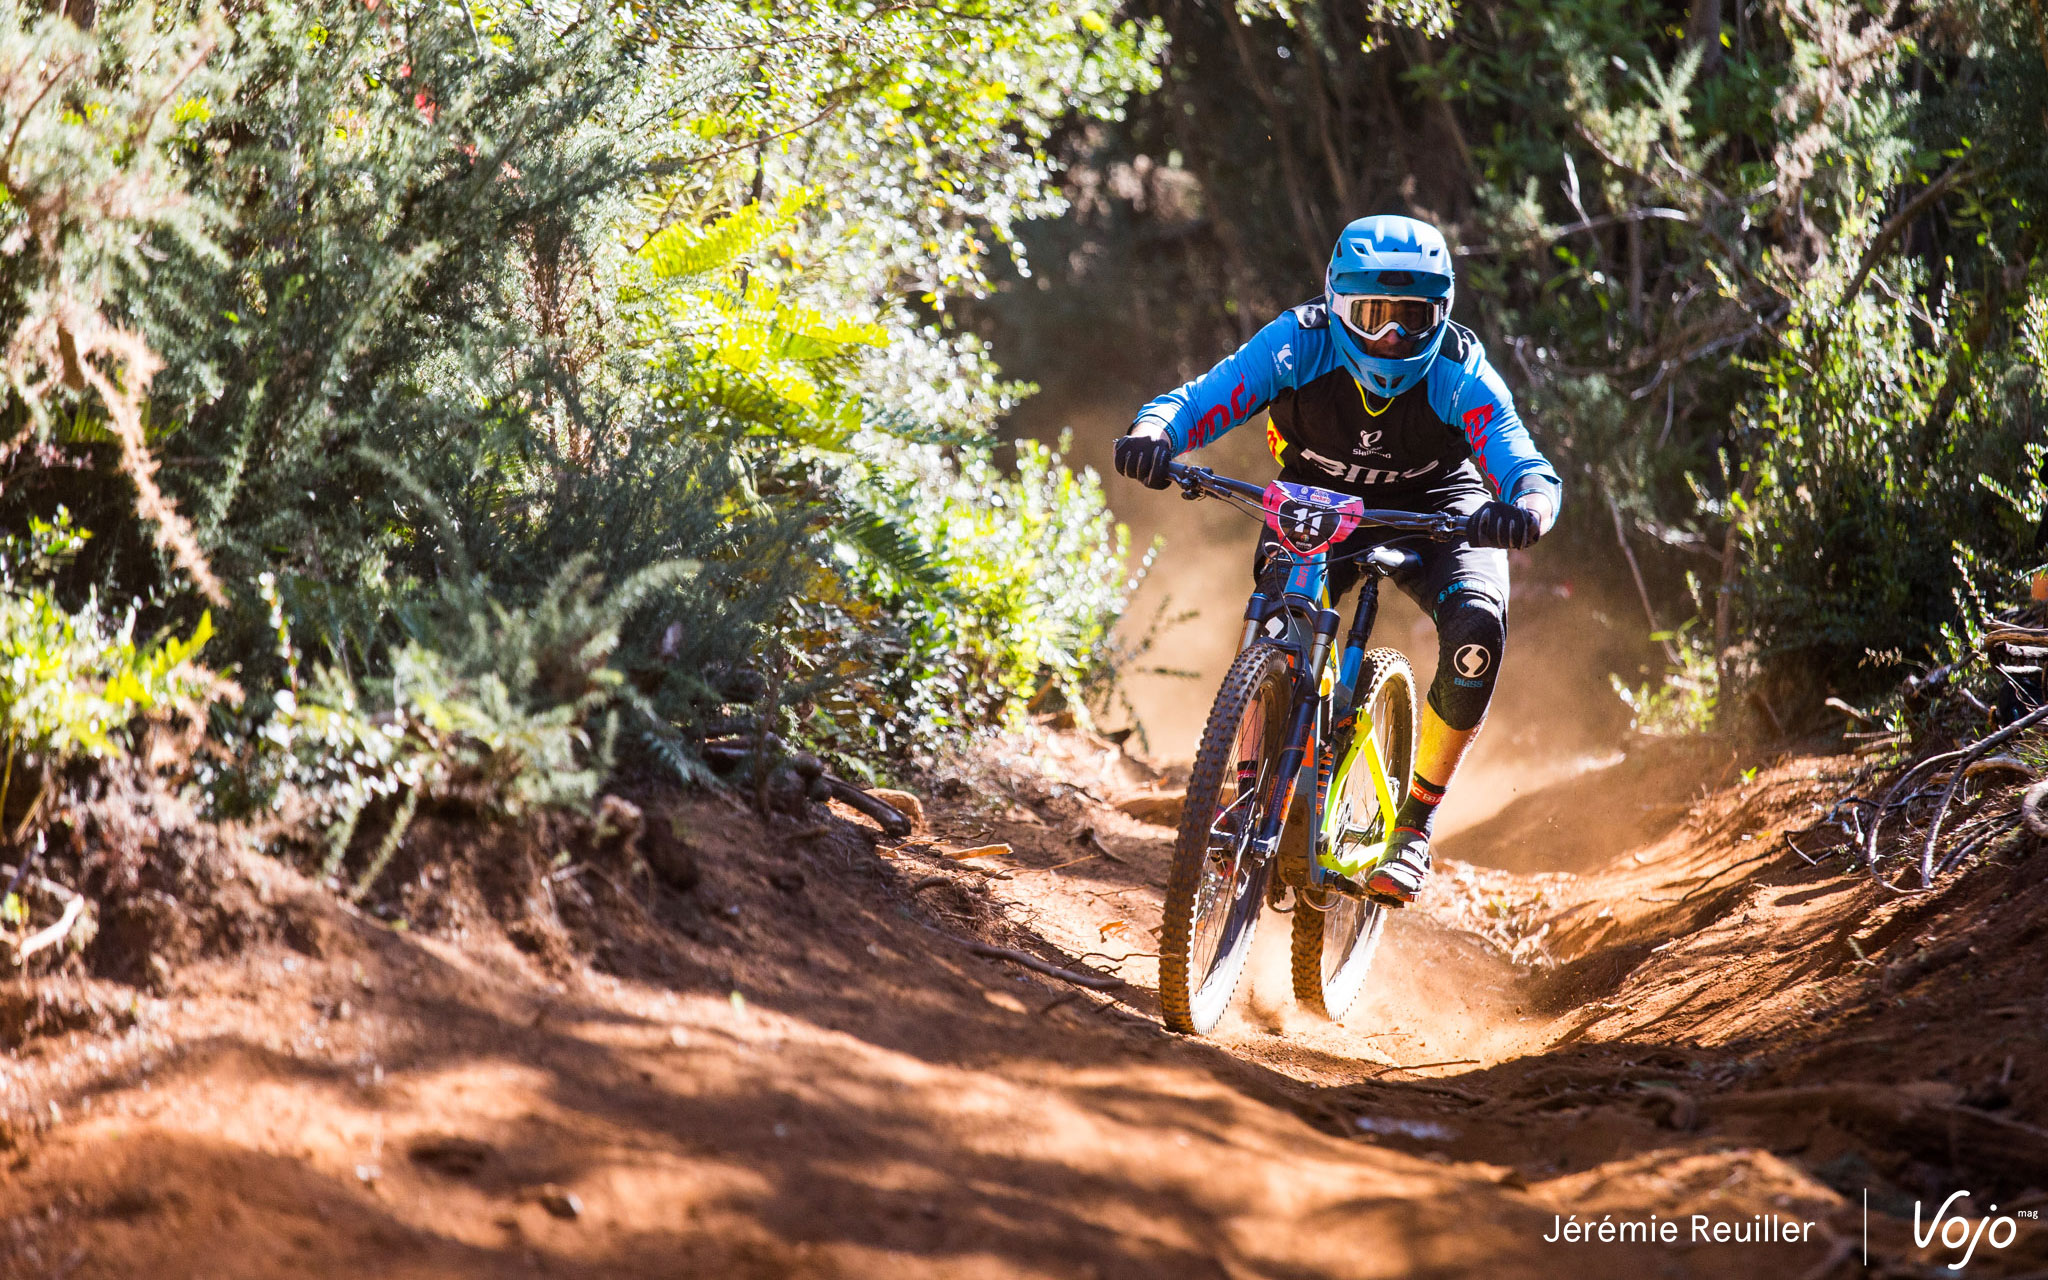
[1160,643,1291,1035]
[1291,647,1414,1021]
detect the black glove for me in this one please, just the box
[1114,431,1175,490]
[1465,500,1543,550]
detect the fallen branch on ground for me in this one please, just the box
[1910,703,2048,887]
[945,843,1012,860]
[1348,1078,1488,1105]
[961,939,1123,989]
[0,866,91,967]
[699,739,913,837]
[2025,779,2048,837]
[822,776,913,836]
[1374,1058,1480,1076]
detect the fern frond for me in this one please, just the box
[638,192,807,282]
[836,508,947,590]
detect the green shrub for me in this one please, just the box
[242,555,698,890]
[1736,273,2046,702]
[0,512,218,831]
[791,435,1134,761]
[0,0,1158,837]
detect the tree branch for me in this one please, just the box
[1840,161,1974,304]
[1608,488,1680,665]
[1454,207,1690,258]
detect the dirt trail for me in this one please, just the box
[4,730,2047,1279]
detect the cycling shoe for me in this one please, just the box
[1363,828,1431,907]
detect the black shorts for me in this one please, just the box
[1251,480,1509,619]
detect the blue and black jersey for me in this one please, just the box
[1133,302,1563,512]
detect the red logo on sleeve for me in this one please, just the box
[1460,403,1499,489]
[1230,379,1253,422]
[1191,379,1254,448]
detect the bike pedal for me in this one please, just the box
[1320,871,1369,899]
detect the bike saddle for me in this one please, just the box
[1364,545,1422,580]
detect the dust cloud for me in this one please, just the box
[1026,401,1648,843]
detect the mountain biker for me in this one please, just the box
[1114,213,1562,907]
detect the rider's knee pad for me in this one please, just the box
[1427,590,1506,731]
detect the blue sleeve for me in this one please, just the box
[1426,337,1563,511]
[1132,311,1309,453]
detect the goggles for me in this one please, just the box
[1333,293,1447,359]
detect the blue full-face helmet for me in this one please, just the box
[1325,215,1455,399]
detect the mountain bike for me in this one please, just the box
[1155,461,1462,1035]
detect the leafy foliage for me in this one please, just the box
[0,512,217,830]
[243,559,693,887]
[0,0,1158,862]
[798,436,1133,760]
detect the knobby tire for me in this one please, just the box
[1160,643,1291,1035]
[1291,647,1414,1021]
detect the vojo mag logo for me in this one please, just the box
[1904,1191,2032,1271]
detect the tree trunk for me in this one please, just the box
[1218,13,1328,273]
[1395,30,1476,205]
[1629,217,1645,331]
[1293,10,1355,216]
[1688,0,1724,74]
[1714,464,1758,704]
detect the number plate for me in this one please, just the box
[1262,480,1365,557]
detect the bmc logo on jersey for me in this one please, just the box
[1299,449,1441,486]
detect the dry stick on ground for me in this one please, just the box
[1949,755,2041,783]
[956,938,1123,990]
[1377,1058,1480,1076]
[1075,949,1158,964]
[1041,852,1099,872]
[2025,779,2048,837]
[1913,703,2048,887]
[1676,845,1783,902]
[1864,745,1973,871]
[0,867,88,966]
[1935,812,2023,876]
[1349,1078,1489,1105]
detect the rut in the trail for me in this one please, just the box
[3,726,2047,1280]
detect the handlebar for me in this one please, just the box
[1164,461,1464,540]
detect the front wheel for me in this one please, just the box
[1291,647,1414,1021]
[1159,643,1291,1035]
